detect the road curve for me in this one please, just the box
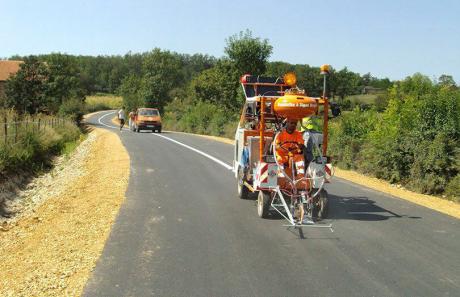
[83,111,459,297]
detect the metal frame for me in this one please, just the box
[235,69,334,231]
[271,186,333,231]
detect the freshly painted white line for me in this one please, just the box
[97,111,130,131]
[95,111,233,170]
[153,133,233,170]
[98,111,117,129]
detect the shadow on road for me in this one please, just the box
[327,194,422,221]
[241,191,422,223]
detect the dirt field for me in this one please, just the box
[0,128,129,296]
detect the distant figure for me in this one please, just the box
[128,110,135,131]
[301,116,323,167]
[330,102,341,117]
[300,116,321,133]
[118,107,126,131]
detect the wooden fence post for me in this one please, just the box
[3,115,7,145]
[14,117,18,144]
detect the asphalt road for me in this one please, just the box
[83,111,459,297]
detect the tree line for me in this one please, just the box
[2,30,393,119]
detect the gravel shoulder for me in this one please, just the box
[0,127,129,297]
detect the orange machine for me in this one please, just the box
[234,67,334,229]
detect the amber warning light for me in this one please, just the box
[283,72,297,86]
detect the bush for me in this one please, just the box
[407,134,457,194]
[59,98,86,124]
[374,93,389,111]
[328,108,378,169]
[163,100,238,137]
[329,74,459,197]
[0,110,81,175]
[445,174,460,202]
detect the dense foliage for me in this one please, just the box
[329,74,459,200]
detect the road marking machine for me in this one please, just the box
[233,66,336,230]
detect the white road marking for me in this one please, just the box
[153,133,233,170]
[97,110,131,131]
[97,111,117,128]
[94,111,233,171]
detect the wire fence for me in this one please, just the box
[0,114,73,145]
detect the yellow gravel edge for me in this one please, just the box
[0,127,130,296]
[333,168,460,219]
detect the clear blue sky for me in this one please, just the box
[1,0,459,81]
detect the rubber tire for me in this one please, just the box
[158,128,161,133]
[316,189,329,219]
[237,167,249,199]
[257,191,271,218]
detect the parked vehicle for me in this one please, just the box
[132,108,162,133]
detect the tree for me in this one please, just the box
[225,30,273,75]
[43,53,85,113]
[141,49,183,111]
[438,74,457,89]
[330,67,361,101]
[190,59,240,111]
[180,53,216,82]
[266,61,294,77]
[118,74,143,112]
[5,56,49,114]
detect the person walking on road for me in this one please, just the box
[128,110,135,131]
[118,107,126,131]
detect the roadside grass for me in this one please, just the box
[0,109,81,176]
[85,94,122,112]
[344,93,380,105]
[62,134,88,157]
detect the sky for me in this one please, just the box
[1,0,459,81]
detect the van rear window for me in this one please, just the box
[139,110,159,116]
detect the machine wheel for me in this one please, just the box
[237,166,249,199]
[257,191,271,218]
[157,128,162,133]
[315,189,329,219]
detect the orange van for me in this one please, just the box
[132,108,162,133]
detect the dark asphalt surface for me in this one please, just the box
[83,111,459,297]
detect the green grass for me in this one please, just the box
[0,109,82,175]
[85,94,122,112]
[62,134,87,157]
[344,94,380,105]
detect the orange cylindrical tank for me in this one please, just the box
[274,95,318,120]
